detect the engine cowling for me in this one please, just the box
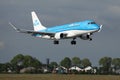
[54,33,67,40]
[79,34,90,40]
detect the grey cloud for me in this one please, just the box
[0,42,4,49]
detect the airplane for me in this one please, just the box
[9,11,102,45]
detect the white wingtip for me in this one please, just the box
[9,22,20,32]
[98,25,103,32]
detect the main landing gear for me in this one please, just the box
[53,38,77,45]
[71,38,76,45]
[54,40,59,44]
[53,37,92,45]
[54,40,76,45]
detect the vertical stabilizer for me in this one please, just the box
[31,11,46,31]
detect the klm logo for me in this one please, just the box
[34,20,39,26]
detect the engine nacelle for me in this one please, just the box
[54,33,67,40]
[79,34,90,40]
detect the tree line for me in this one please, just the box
[0,54,120,74]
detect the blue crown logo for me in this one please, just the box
[34,20,39,26]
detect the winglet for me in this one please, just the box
[9,22,21,32]
[98,25,102,32]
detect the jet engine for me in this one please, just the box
[54,33,67,39]
[79,34,91,40]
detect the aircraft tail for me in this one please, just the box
[31,11,46,31]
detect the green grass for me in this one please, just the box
[0,74,120,80]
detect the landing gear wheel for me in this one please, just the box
[54,40,59,44]
[71,40,76,45]
[89,38,92,41]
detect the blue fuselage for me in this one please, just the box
[41,20,100,33]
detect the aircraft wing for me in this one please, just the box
[9,22,55,36]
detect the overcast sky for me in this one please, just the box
[0,0,120,66]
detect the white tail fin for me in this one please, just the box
[31,11,46,31]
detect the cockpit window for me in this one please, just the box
[88,22,96,24]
